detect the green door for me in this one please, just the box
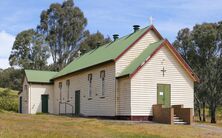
[75,91,80,116]
[41,95,48,113]
[157,84,171,107]
[19,97,22,113]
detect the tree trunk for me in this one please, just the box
[197,103,202,121]
[210,105,216,123]
[203,102,206,122]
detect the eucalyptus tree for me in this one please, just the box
[79,31,111,54]
[9,29,50,70]
[37,0,87,70]
[174,22,222,123]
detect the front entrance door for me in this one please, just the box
[19,97,22,113]
[41,95,49,113]
[75,90,80,116]
[157,84,171,107]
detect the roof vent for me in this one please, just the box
[96,42,101,48]
[113,34,119,41]
[133,25,140,32]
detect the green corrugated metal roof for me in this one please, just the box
[53,26,151,79]
[118,40,164,77]
[25,70,58,83]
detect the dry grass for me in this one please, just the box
[0,112,221,138]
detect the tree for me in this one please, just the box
[174,22,222,123]
[38,0,87,70]
[79,31,111,54]
[9,29,50,70]
[0,68,23,91]
[173,28,206,121]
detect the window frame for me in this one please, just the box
[66,80,70,101]
[100,70,105,97]
[88,74,92,98]
[59,82,62,101]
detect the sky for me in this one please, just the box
[0,0,221,69]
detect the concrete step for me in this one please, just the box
[174,118,184,122]
[174,121,188,125]
[173,116,180,119]
[173,115,188,125]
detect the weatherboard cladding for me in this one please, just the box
[117,40,164,77]
[130,46,194,115]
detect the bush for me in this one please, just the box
[0,89,18,112]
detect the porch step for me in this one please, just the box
[173,115,188,125]
[174,121,188,125]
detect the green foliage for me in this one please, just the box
[0,88,18,112]
[80,31,111,54]
[0,68,23,91]
[38,0,88,70]
[9,29,50,70]
[8,0,109,72]
[173,21,222,123]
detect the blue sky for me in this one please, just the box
[0,0,221,69]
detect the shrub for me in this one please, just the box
[0,88,18,112]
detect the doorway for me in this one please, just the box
[157,84,171,107]
[19,97,22,113]
[41,95,49,113]
[75,90,80,116]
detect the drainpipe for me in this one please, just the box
[115,78,117,118]
[29,83,31,114]
[59,87,61,115]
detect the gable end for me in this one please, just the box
[130,40,199,82]
[114,25,164,62]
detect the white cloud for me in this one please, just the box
[0,31,15,69]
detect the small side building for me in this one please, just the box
[18,70,57,114]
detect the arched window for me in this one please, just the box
[100,70,105,96]
[66,80,70,101]
[88,74,92,97]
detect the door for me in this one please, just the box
[19,97,22,113]
[41,95,49,113]
[75,90,80,116]
[157,84,171,107]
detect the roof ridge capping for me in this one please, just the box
[25,69,58,73]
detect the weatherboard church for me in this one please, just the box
[19,24,198,124]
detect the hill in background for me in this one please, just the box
[0,88,18,112]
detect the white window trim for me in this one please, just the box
[100,70,105,97]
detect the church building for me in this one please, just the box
[19,24,198,124]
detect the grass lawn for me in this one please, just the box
[0,112,222,138]
[194,107,222,128]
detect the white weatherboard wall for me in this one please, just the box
[131,46,194,116]
[20,78,29,114]
[117,77,131,115]
[53,62,116,116]
[116,30,159,76]
[29,84,54,114]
